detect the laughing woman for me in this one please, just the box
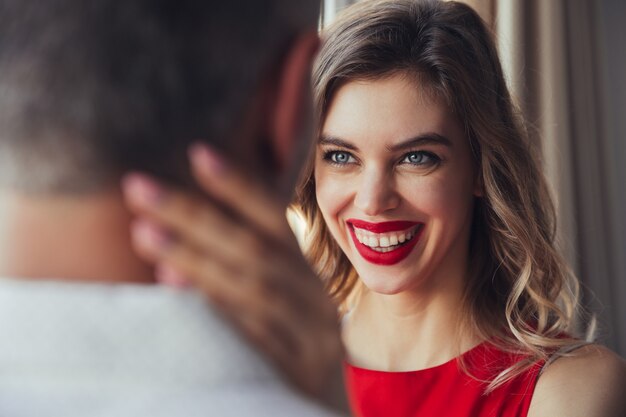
[296,1,626,416]
[123,0,626,416]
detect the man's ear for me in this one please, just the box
[269,31,320,172]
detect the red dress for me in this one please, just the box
[344,342,543,417]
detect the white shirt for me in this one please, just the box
[0,278,339,417]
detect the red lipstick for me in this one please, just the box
[347,219,424,266]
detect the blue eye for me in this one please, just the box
[323,150,356,165]
[401,151,439,166]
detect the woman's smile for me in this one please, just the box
[347,219,424,265]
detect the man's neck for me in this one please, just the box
[0,188,154,284]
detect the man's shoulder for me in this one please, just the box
[0,278,278,384]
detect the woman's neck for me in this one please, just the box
[343,262,481,371]
[0,189,155,285]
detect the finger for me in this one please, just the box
[130,212,322,326]
[123,173,281,274]
[188,143,293,239]
[130,218,313,315]
[122,172,309,290]
[154,262,192,288]
[130,218,239,284]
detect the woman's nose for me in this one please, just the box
[354,168,400,216]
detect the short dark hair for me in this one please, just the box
[0,0,319,193]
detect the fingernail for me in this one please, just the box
[155,263,192,288]
[122,173,164,205]
[131,220,171,252]
[189,143,227,176]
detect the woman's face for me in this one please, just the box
[315,74,480,295]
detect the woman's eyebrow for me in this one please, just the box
[318,133,452,152]
[387,133,453,152]
[318,135,358,150]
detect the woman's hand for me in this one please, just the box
[121,144,347,411]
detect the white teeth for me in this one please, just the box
[371,246,395,253]
[352,224,421,250]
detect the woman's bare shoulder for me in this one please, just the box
[528,344,626,417]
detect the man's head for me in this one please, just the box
[0,0,320,195]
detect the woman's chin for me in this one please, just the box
[358,274,412,296]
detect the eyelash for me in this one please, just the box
[322,150,356,166]
[321,149,441,168]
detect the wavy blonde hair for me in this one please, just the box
[293,0,586,391]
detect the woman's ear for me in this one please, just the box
[269,31,320,172]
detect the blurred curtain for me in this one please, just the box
[483,0,625,357]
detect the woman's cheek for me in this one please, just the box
[402,175,473,227]
[315,171,351,235]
